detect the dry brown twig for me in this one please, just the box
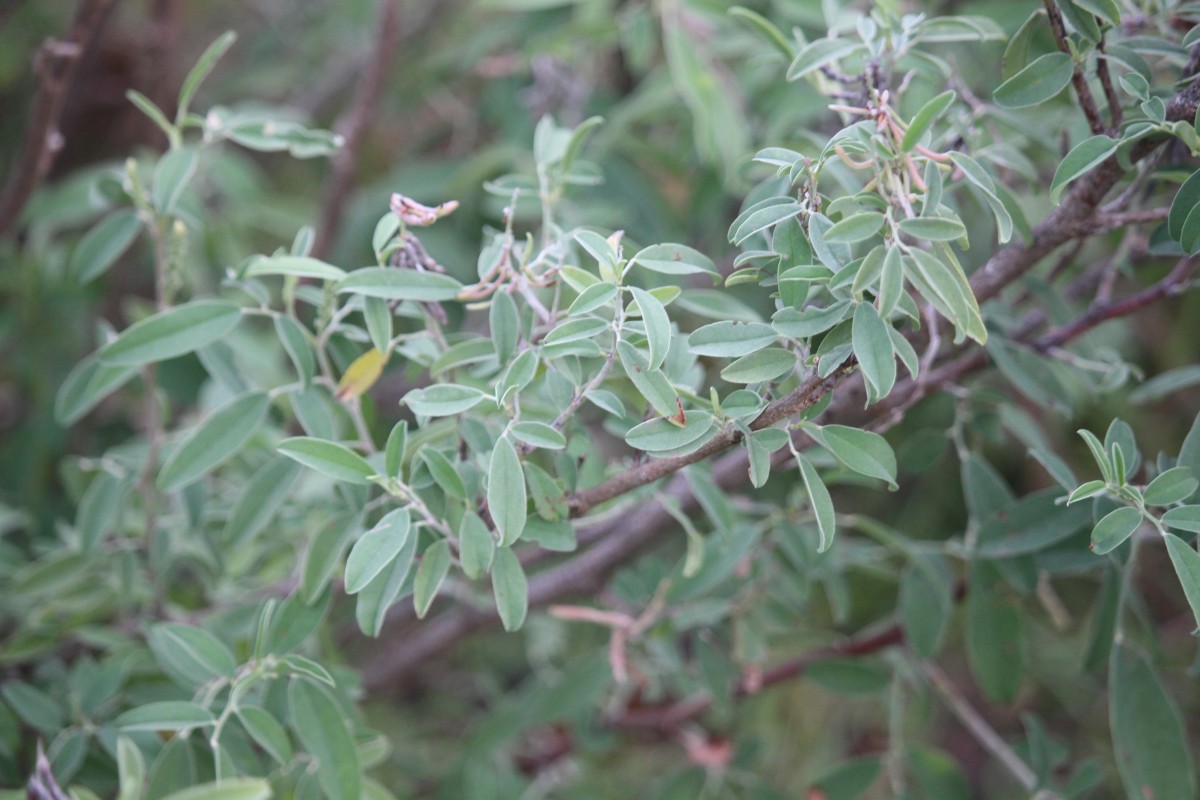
[0,0,118,237]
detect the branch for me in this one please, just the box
[0,0,117,237]
[1043,0,1105,134]
[358,64,1200,690]
[311,0,401,260]
[1096,34,1123,130]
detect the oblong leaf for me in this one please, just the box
[98,300,242,366]
[336,267,462,301]
[246,255,345,281]
[344,508,412,594]
[289,679,361,800]
[1050,135,1118,204]
[277,437,375,484]
[688,321,777,357]
[630,243,717,276]
[157,392,269,491]
[901,90,956,152]
[115,702,214,731]
[492,547,528,632]
[1090,506,1142,554]
[403,383,489,416]
[993,52,1073,108]
[412,539,452,618]
[71,209,141,283]
[489,436,527,547]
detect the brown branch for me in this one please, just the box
[311,0,401,260]
[1043,0,1105,134]
[0,0,117,237]
[1096,34,1123,130]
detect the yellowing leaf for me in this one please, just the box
[335,348,388,402]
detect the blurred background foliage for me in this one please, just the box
[2,0,1200,798]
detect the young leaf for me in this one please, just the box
[489,436,527,547]
[797,454,836,551]
[277,437,376,484]
[901,90,956,152]
[992,52,1073,108]
[403,384,489,416]
[412,539,452,618]
[489,290,519,361]
[152,147,198,215]
[344,508,412,594]
[384,420,407,479]
[1162,505,1200,533]
[176,31,237,119]
[157,392,270,491]
[491,547,528,631]
[629,242,718,277]
[275,315,315,387]
[98,300,242,366]
[787,38,862,81]
[236,706,292,765]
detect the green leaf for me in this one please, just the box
[772,301,852,339]
[852,302,895,405]
[1145,467,1199,506]
[810,424,897,487]
[159,779,271,800]
[625,412,715,453]
[899,555,952,658]
[223,458,300,545]
[1050,135,1118,204]
[567,283,617,316]
[720,347,796,383]
[246,255,346,281]
[1162,504,1200,533]
[1109,642,1197,800]
[948,152,1013,243]
[152,147,198,214]
[275,315,315,387]
[344,508,412,594]
[55,354,137,425]
[688,321,776,357]
[459,512,495,579]
[629,242,718,276]
[269,589,331,655]
[419,447,468,498]
[413,539,452,618]
[544,317,608,345]
[115,701,214,731]
[353,536,416,638]
[1164,533,1200,632]
[147,622,236,684]
[98,300,242,366]
[897,216,967,242]
[823,212,884,244]
[278,437,375,484]
[992,52,1074,108]
[289,679,361,800]
[901,90,956,152]
[403,383,489,416]
[903,249,986,345]
[966,567,1024,703]
[236,706,292,765]
[489,436,527,547]
[301,515,358,603]
[1169,170,1200,242]
[336,267,462,301]
[629,286,671,371]
[489,291,519,360]
[617,341,678,418]
[157,392,269,491]
[797,454,836,551]
[177,31,237,119]
[384,420,407,479]
[510,421,566,450]
[0,681,64,733]
[1068,479,1108,505]
[491,547,528,631]
[71,209,141,283]
[76,470,127,553]
[786,37,862,81]
[1090,506,1142,554]
[116,736,145,800]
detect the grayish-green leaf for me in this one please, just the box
[246,255,345,281]
[413,539,452,618]
[98,300,242,366]
[797,454,836,551]
[71,210,141,283]
[278,437,375,484]
[492,547,528,631]
[629,286,671,370]
[489,436,527,547]
[289,679,361,800]
[344,508,411,594]
[1090,506,1142,554]
[158,392,269,491]
[993,52,1073,108]
[336,267,462,301]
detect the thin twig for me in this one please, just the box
[1043,0,1105,134]
[0,0,118,236]
[311,0,401,259]
[922,662,1038,793]
[1096,35,1123,130]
